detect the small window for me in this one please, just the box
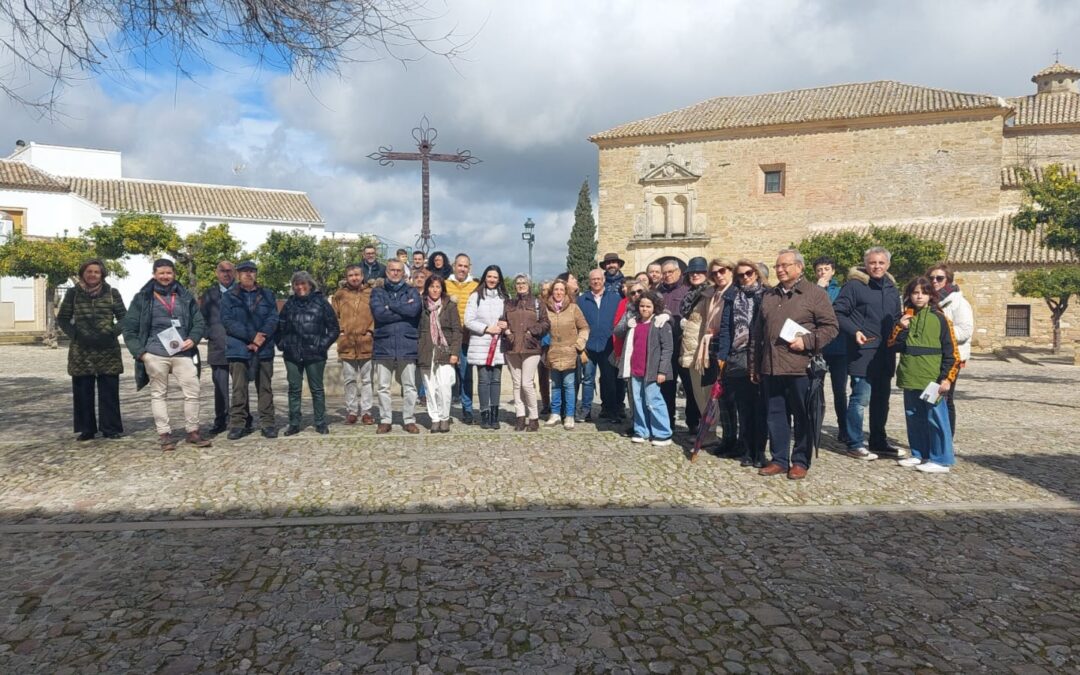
[764,171,782,193]
[1005,305,1030,337]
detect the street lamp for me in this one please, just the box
[521,217,536,280]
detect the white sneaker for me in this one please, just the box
[915,462,950,474]
[545,415,561,427]
[563,417,575,430]
[631,436,646,444]
[845,447,879,461]
[651,438,673,447]
[897,457,922,467]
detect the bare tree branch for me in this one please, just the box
[0,0,470,116]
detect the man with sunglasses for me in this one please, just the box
[833,247,904,460]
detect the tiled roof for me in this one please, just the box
[808,215,1077,265]
[1000,164,1079,188]
[1006,92,1080,127]
[1032,62,1080,80]
[67,178,323,224]
[590,81,1005,141]
[0,160,69,192]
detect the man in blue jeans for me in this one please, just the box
[833,246,904,460]
[445,254,479,423]
[577,269,621,422]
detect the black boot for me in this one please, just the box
[490,406,501,430]
[479,409,491,429]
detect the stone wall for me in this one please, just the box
[596,112,1006,271]
[1000,126,1080,210]
[958,265,1076,353]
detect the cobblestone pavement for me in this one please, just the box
[1,346,1078,672]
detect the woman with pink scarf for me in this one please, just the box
[418,275,463,433]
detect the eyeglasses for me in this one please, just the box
[737,270,755,278]
[930,275,947,282]
[711,269,730,276]
[629,289,643,296]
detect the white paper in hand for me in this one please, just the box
[156,326,185,355]
[919,381,941,404]
[779,318,810,343]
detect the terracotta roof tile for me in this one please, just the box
[808,216,1077,265]
[1006,92,1080,127]
[1000,164,1079,188]
[1032,62,1080,80]
[67,178,323,224]
[0,160,69,192]
[590,81,1005,142]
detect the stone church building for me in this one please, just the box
[590,62,1080,352]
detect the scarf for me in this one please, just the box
[732,282,763,351]
[80,280,104,298]
[426,296,447,347]
[384,278,407,294]
[553,299,564,312]
[679,282,707,320]
[704,283,728,333]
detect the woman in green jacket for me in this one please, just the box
[56,259,127,440]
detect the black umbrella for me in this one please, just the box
[805,354,828,458]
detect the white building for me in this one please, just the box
[0,142,324,336]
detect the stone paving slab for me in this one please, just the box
[1,346,1078,524]
[2,510,1078,673]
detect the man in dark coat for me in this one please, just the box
[601,252,626,296]
[358,245,386,284]
[221,260,279,439]
[833,246,904,460]
[577,268,622,422]
[370,259,422,433]
[656,258,700,432]
[200,259,249,435]
[122,258,211,451]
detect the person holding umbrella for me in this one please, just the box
[750,249,839,480]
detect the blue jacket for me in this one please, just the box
[604,270,625,296]
[370,280,421,360]
[821,278,847,358]
[221,285,279,361]
[577,289,621,352]
[833,268,901,377]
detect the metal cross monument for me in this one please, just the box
[367,117,481,253]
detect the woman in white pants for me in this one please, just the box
[418,275,462,432]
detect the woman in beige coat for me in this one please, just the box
[544,279,589,429]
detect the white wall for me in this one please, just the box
[0,188,104,239]
[11,143,122,179]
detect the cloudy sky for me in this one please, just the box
[3,0,1079,279]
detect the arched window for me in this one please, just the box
[671,195,688,236]
[650,196,668,237]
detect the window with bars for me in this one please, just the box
[761,164,785,194]
[1005,305,1031,337]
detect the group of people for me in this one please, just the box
[58,242,973,478]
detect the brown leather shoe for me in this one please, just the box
[185,431,212,448]
[515,416,527,432]
[429,421,440,433]
[361,413,375,425]
[376,423,392,434]
[526,418,539,432]
[758,462,786,476]
[440,419,451,433]
[403,423,420,434]
[346,413,358,425]
[787,465,808,480]
[159,433,176,452]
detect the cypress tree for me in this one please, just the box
[566,179,597,280]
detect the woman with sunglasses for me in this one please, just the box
[926,263,973,439]
[712,259,769,467]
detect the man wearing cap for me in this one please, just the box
[601,252,626,296]
[221,260,280,439]
[122,258,212,451]
[200,259,251,435]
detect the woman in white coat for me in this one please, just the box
[465,265,509,430]
[928,263,974,439]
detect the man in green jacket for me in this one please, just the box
[122,258,212,452]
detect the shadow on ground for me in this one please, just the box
[0,508,1076,673]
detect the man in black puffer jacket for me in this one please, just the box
[276,271,340,436]
[833,246,903,461]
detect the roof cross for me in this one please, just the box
[1053,49,1062,63]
